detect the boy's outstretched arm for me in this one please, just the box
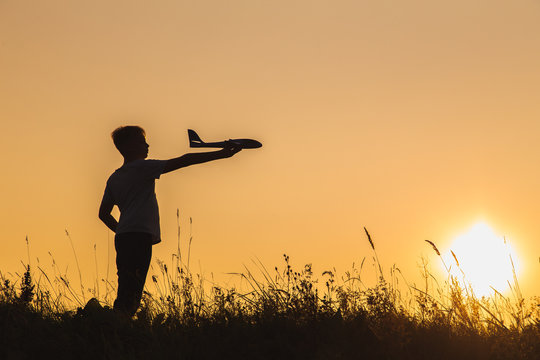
[163,142,241,174]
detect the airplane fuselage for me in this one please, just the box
[188,129,262,149]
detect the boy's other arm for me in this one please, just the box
[98,197,118,233]
[163,143,241,174]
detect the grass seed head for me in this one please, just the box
[425,240,440,256]
[364,227,375,250]
[451,250,460,266]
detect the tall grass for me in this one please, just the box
[1,224,540,359]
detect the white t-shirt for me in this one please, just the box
[102,159,167,244]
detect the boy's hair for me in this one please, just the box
[111,126,146,156]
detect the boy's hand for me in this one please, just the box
[220,141,242,158]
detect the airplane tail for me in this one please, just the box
[188,129,204,147]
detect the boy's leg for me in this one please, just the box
[114,232,153,316]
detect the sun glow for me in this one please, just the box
[442,222,521,297]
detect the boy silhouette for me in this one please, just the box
[99,126,241,316]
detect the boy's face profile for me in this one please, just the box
[124,133,149,160]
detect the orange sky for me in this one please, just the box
[1,1,540,298]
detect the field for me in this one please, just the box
[2,229,540,360]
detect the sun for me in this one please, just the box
[441,222,521,297]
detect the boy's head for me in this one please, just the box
[111,126,149,159]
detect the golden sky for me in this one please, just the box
[1,1,540,297]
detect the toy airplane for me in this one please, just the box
[188,129,262,149]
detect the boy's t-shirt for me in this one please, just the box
[102,159,167,244]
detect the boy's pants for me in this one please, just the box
[113,232,152,316]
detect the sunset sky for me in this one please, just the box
[1,1,540,298]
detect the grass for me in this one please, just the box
[1,225,540,359]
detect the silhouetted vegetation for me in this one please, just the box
[1,230,540,359]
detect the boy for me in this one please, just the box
[99,126,241,316]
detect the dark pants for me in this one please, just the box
[114,232,153,316]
